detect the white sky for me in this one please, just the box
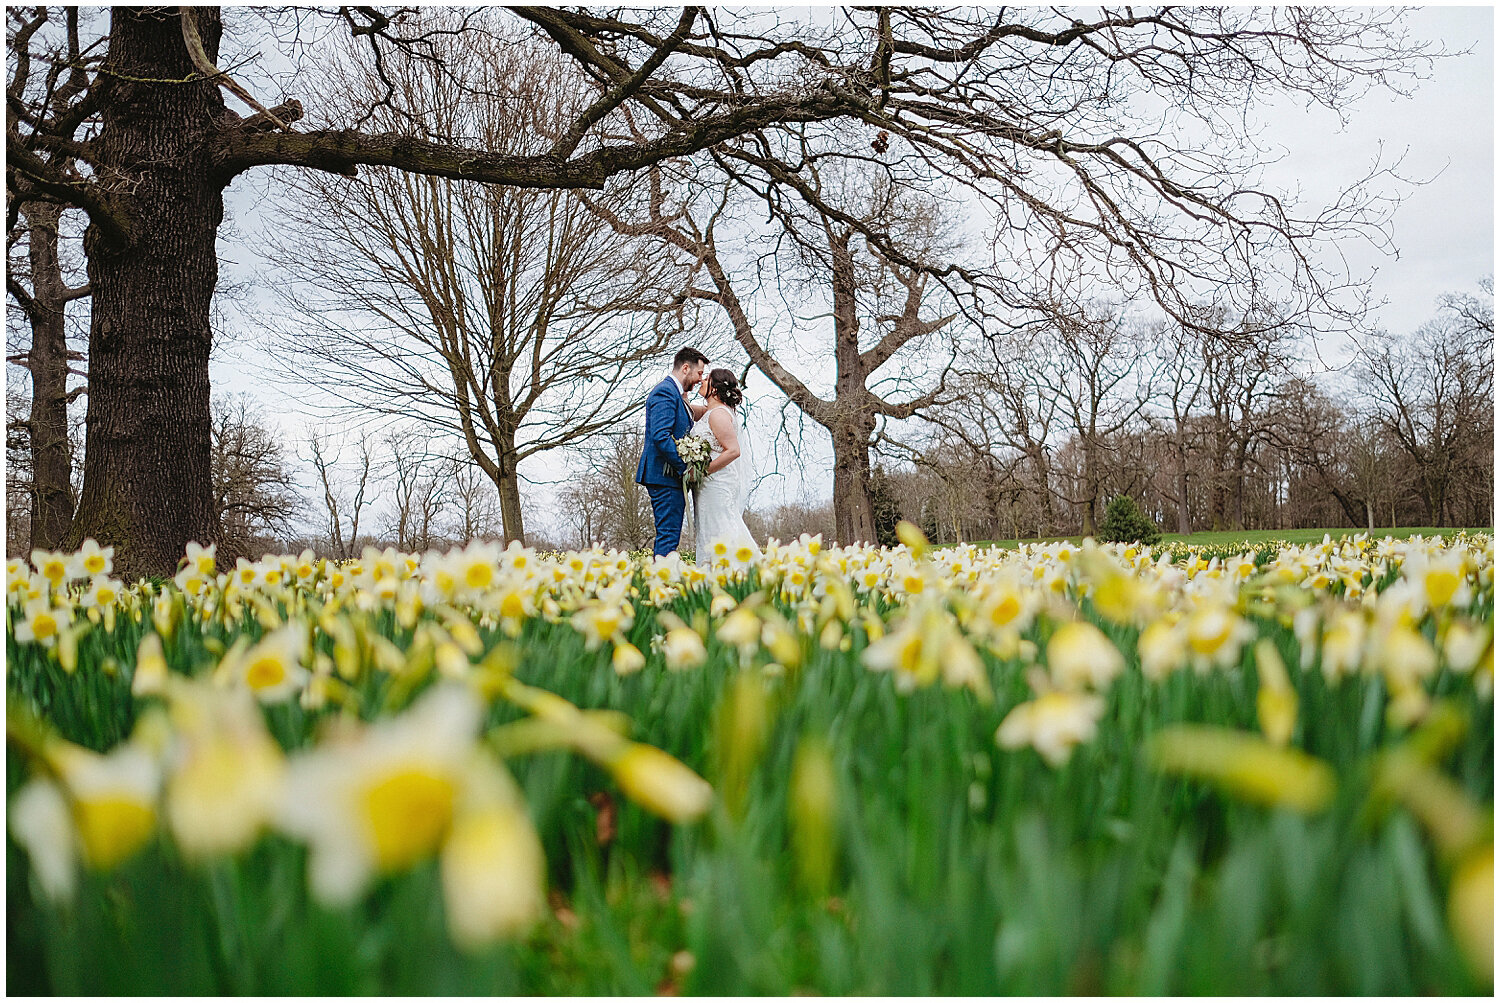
[210,6,1496,543]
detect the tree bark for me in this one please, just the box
[1209,420,1230,531]
[65,8,225,577]
[827,228,878,546]
[1173,422,1192,535]
[831,417,877,545]
[18,202,78,550]
[1080,438,1099,537]
[494,435,526,546]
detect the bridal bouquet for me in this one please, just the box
[675,433,712,486]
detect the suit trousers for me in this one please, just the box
[646,483,687,557]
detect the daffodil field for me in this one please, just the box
[6,528,1494,994]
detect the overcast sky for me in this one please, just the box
[212,7,1495,543]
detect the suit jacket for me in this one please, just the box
[636,376,694,487]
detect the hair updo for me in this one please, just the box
[706,368,743,409]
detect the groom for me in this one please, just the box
[637,348,710,556]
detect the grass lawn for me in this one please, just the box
[963,526,1492,550]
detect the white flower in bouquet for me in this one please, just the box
[675,433,712,485]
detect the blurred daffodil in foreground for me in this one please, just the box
[1148,725,1335,813]
[996,669,1107,767]
[275,684,484,904]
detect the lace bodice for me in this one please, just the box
[689,405,733,456]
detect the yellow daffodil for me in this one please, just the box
[611,641,646,675]
[30,548,73,589]
[1138,615,1187,682]
[441,788,546,949]
[608,742,714,823]
[1183,605,1253,673]
[50,740,162,869]
[8,778,77,902]
[1148,725,1334,813]
[76,538,114,577]
[132,632,171,697]
[1449,845,1493,987]
[185,541,216,576]
[1442,619,1493,675]
[1253,639,1297,747]
[220,624,311,702]
[789,737,838,894]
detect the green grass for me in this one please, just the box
[964,527,1491,551]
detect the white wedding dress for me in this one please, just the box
[689,405,760,563]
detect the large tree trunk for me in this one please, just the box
[66,8,224,578]
[20,202,78,551]
[827,228,877,546]
[831,419,877,545]
[494,434,526,545]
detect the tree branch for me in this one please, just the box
[6,145,131,245]
[180,8,294,131]
[548,7,698,160]
[215,85,860,187]
[6,278,39,319]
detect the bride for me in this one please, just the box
[689,368,760,563]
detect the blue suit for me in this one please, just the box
[636,376,693,556]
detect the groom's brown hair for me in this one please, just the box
[673,347,709,369]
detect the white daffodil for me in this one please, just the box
[164,683,287,858]
[14,597,65,648]
[1046,620,1125,692]
[219,624,311,702]
[996,690,1107,768]
[275,684,483,906]
[76,538,114,578]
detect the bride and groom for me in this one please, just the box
[635,347,760,560]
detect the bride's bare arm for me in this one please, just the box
[686,398,708,420]
[705,408,741,474]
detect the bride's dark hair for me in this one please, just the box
[706,368,743,408]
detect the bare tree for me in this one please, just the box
[445,455,504,546]
[560,469,612,552]
[938,327,1068,539]
[1146,317,1212,535]
[378,428,448,553]
[211,395,300,560]
[591,432,656,552]
[306,431,374,561]
[1200,314,1300,530]
[6,201,89,550]
[6,383,33,556]
[592,164,963,544]
[1032,301,1158,536]
[745,498,836,547]
[268,30,691,545]
[1358,283,1494,526]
